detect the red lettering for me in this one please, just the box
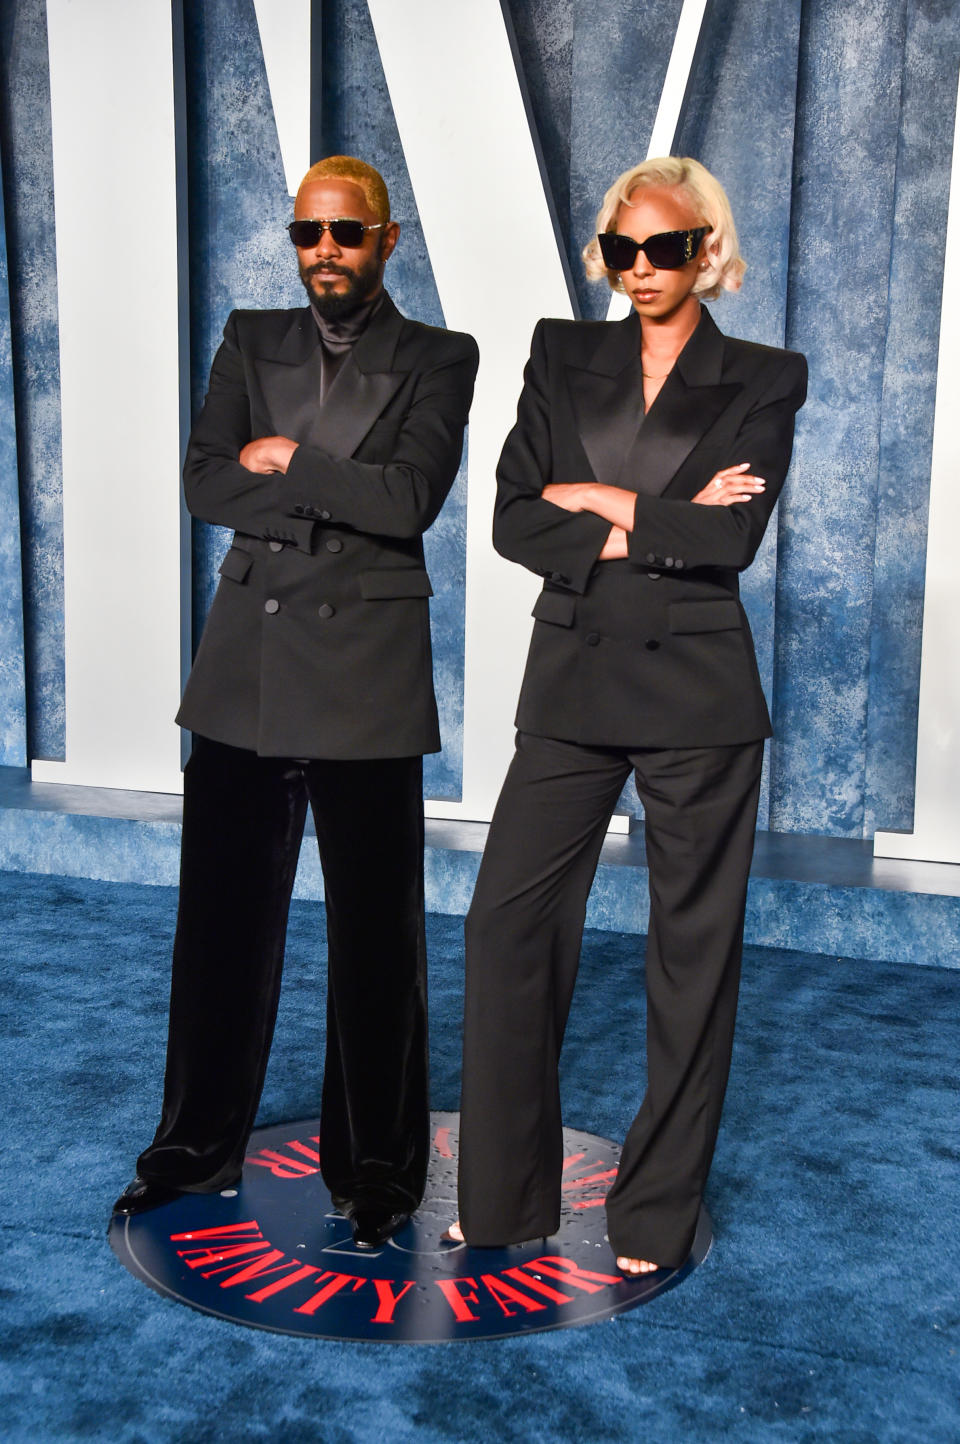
[528,1257,621,1292]
[481,1274,546,1317]
[203,1249,294,1286]
[176,1241,272,1271]
[432,1126,453,1159]
[246,1265,322,1303]
[169,1220,262,1242]
[285,1139,321,1163]
[293,1272,366,1316]
[166,1218,344,1310]
[561,1152,586,1172]
[562,1168,618,1191]
[571,1199,606,1210]
[370,1279,415,1324]
[435,1277,481,1323]
[503,1267,575,1304]
[245,1148,319,1178]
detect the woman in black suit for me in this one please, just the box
[453,157,806,1274]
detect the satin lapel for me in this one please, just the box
[623,375,741,496]
[303,292,407,457]
[622,307,741,498]
[564,313,643,485]
[254,310,325,443]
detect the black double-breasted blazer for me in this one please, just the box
[495,305,807,749]
[177,293,479,759]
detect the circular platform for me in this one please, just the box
[109,1112,711,1342]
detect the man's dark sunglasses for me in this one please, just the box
[598,226,709,272]
[287,218,385,249]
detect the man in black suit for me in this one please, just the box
[114,156,478,1248]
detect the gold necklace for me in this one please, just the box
[642,368,673,380]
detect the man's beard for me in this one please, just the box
[299,242,383,319]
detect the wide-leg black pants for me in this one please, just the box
[458,731,763,1268]
[138,735,429,1212]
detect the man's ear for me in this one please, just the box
[381,221,401,263]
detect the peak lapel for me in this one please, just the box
[304,292,408,457]
[622,307,741,498]
[565,313,644,486]
[254,311,325,442]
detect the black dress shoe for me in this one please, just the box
[349,1206,411,1249]
[112,1177,183,1216]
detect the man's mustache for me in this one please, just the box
[304,261,352,278]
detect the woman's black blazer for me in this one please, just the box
[494,305,807,749]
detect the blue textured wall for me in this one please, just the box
[506,0,686,323]
[0,0,957,840]
[863,0,957,837]
[0,0,64,763]
[0,141,26,766]
[775,0,952,836]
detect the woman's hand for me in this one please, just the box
[598,526,628,560]
[542,482,637,532]
[541,482,592,512]
[692,462,765,506]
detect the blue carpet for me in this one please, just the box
[0,870,958,1442]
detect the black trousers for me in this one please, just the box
[138,735,429,1212]
[458,731,764,1268]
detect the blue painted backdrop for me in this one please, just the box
[0,0,63,766]
[0,138,26,768]
[0,0,956,838]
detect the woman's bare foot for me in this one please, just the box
[444,1220,465,1243]
[616,1255,659,1275]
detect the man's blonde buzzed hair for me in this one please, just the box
[298,156,390,224]
[582,156,745,302]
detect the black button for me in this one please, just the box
[585,632,601,647]
[293,505,305,515]
[664,557,674,568]
[319,509,331,521]
[268,540,284,553]
[318,603,335,619]
[645,638,660,651]
[647,571,661,580]
[674,559,684,569]
[550,570,569,584]
[645,552,656,564]
[325,538,343,553]
[264,599,280,615]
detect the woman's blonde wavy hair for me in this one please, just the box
[582,156,746,302]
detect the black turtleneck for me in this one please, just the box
[310,290,385,398]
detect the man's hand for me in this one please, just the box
[239,436,299,474]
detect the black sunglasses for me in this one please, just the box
[287,218,385,249]
[597,226,709,272]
